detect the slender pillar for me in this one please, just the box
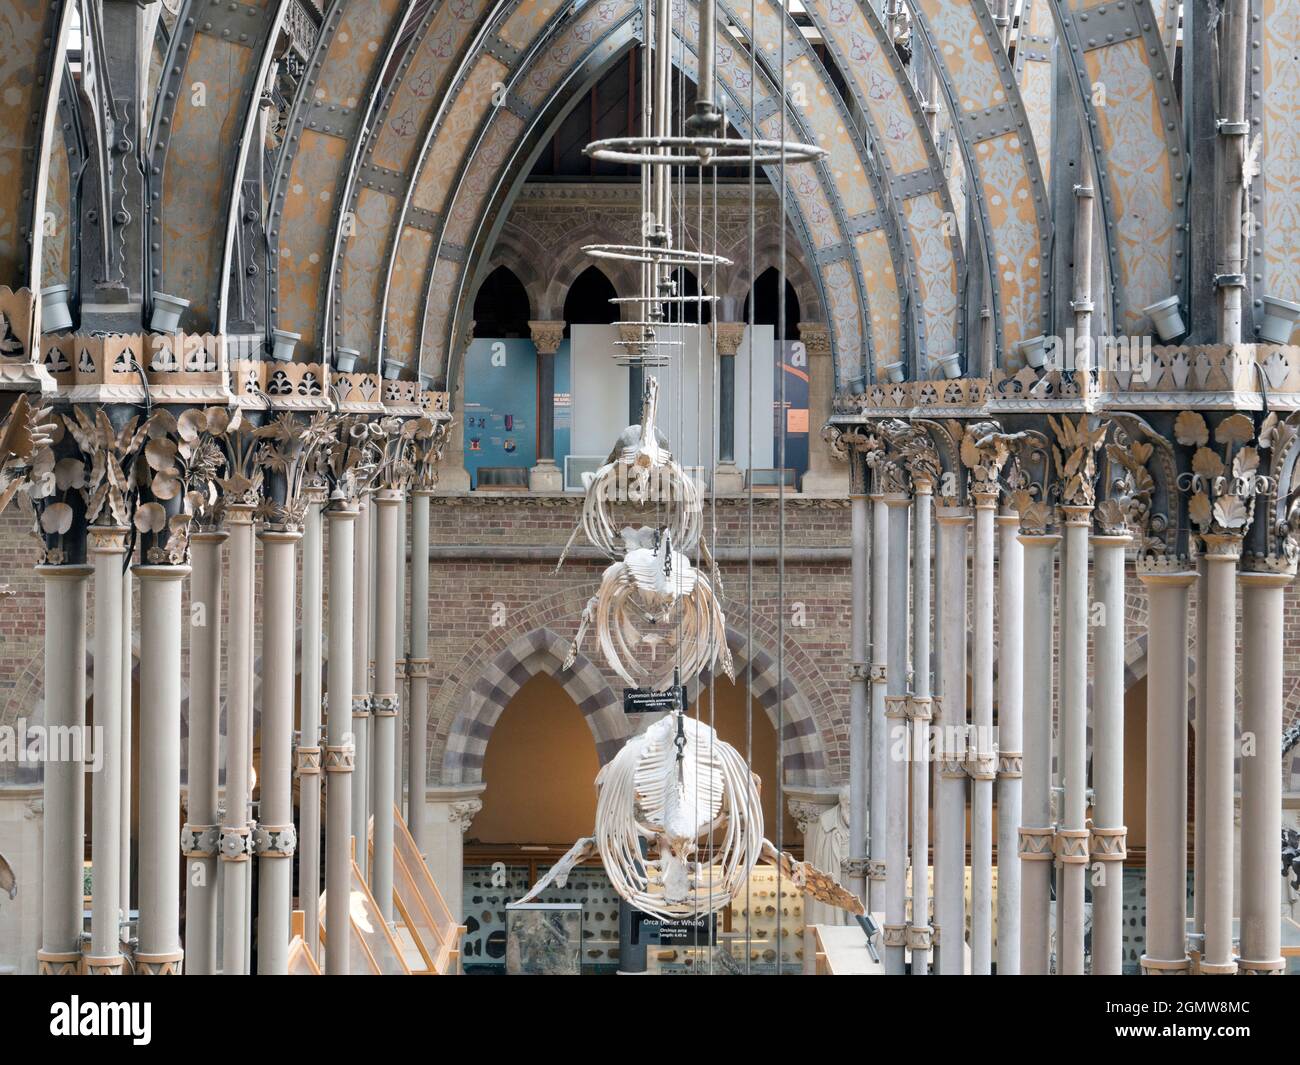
[528,321,565,492]
[352,493,371,879]
[1139,563,1196,974]
[868,491,890,916]
[325,502,358,975]
[220,504,256,975]
[1238,563,1294,974]
[934,505,969,974]
[395,497,407,813]
[909,476,934,974]
[257,527,302,973]
[1018,532,1059,974]
[37,565,91,975]
[408,489,433,856]
[883,493,910,974]
[970,489,997,974]
[85,527,127,975]
[297,490,325,959]
[799,327,847,496]
[1091,532,1131,974]
[1058,506,1092,974]
[133,563,189,975]
[119,569,132,941]
[848,481,869,905]
[995,512,1024,974]
[372,488,402,921]
[1192,556,1208,952]
[1199,535,1240,975]
[183,532,224,974]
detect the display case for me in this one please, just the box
[505,903,583,975]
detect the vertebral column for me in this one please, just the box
[408,488,433,856]
[372,488,403,920]
[220,504,257,975]
[134,562,190,975]
[1199,535,1241,974]
[183,531,225,974]
[1238,561,1294,974]
[883,492,911,975]
[85,527,128,976]
[995,511,1024,974]
[257,526,302,973]
[1139,562,1196,974]
[1090,532,1131,974]
[934,504,969,974]
[37,564,91,975]
[297,489,326,959]
[325,502,358,974]
[1018,531,1059,974]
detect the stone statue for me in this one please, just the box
[804,785,852,930]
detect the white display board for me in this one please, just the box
[569,323,775,485]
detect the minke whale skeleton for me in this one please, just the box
[517,714,864,922]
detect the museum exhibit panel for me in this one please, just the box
[1,0,1300,980]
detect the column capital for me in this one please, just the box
[256,528,303,546]
[130,564,192,581]
[711,321,747,356]
[798,322,831,357]
[86,526,130,553]
[1135,556,1196,585]
[1089,533,1132,549]
[425,782,487,834]
[528,320,565,355]
[1017,531,1061,549]
[35,564,94,580]
[190,529,230,545]
[934,505,972,525]
[1198,532,1244,561]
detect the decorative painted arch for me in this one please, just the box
[422,0,876,391]
[147,0,285,334]
[1047,0,1188,336]
[910,0,1054,368]
[1013,0,1056,188]
[801,0,964,378]
[265,0,414,359]
[441,627,626,785]
[1255,1,1300,316]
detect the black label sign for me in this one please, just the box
[623,686,687,714]
[632,911,717,945]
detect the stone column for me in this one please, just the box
[220,504,257,975]
[371,488,403,921]
[969,488,997,974]
[847,471,870,905]
[934,504,969,974]
[528,320,565,492]
[324,501,358,975]
[1090,531,1131,975]
[1199,535,1241,975]
[1237,559,1294,974]
[712,323,746,493]
[183,531,224,974]
[119,568,132,940]
[423,784,486,927]
[868,491,890,915]
[297,490,325,959]
[1192,555,1208,953]
[351,493,371,879]
[408,488,432,857]
[1057,506,1092,975]
[909,473,935,974]
[799,325,847,497]
[37,564,91,976]
[1139,561,1196,975]
[395,497,407,813]
[85,526,127,976]
[884,492,911,974]
[995,511,1024,974]
[1018,531,1059,974]
[133,563,189,975]
[256,527,301,974]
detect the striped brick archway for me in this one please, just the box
[439,624,830,790]
[441,627,626,785]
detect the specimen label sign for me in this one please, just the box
[622,686,687,714]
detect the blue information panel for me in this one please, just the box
[555,339,572,475]
[463,337,538,489]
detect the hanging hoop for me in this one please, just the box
[583,243,733,268]
[584,134,826,167]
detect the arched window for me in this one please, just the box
[472,265,532,338]
[743,267,802,341]
[563,265,618,337]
